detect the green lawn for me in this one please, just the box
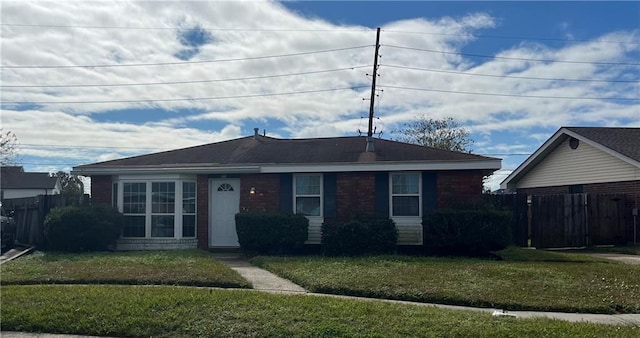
[251,248,640,314]
[2,285,638,338]
[579,245,640,256]
[0,250,249,288]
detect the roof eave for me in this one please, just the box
[73,159,501,176]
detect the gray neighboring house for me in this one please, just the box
[501,127,640,196]
[1,166,61,199]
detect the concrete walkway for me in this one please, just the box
[212,253,306,293]
[582,253,640,265]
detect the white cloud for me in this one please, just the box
[1,1,638,175]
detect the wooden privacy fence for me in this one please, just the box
[485,193,633,248]
[2,194,89,246]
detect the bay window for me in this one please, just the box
[115,179,196,239]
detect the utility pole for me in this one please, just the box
[365,27,381,152]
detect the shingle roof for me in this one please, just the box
[1,166,59,190]
[565,127,640,162]
[76,135,496,169]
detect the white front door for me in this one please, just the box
[209,179,241,247]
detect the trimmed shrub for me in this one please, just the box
[322,218,398,256]
[44,205,124,252]
[423,210,512,256]
[235,211,309,254]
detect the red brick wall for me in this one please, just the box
[90,175,112,206]
[239,174,280,212]
[335,172,376,220]
[436,170,484,209]
[196,175,209,250]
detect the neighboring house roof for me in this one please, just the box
[501,127,640,189]
[1,166,60,190]
[74,135,501,175]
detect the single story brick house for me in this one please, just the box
[501,127,640,196]
[73,130,500,250]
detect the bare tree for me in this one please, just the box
[393,116,474,153]
[0,129,20,165]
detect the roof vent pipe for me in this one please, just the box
[254,128,259,139]
[365,136,375,152]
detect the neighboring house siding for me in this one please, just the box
[196,175,209,250]
[91,175,112,205]
[437,170,484,209]
[517,138,639,189]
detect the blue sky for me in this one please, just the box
[1,1,638,191]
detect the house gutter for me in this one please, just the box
[73,159,501,176]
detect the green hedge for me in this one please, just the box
[44,205,124,252]
[235,211,309,254]
[423,210,512,256]
[322,218,398,256]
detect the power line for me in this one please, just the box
[20,143,165,151]
[381,64,639,83]
[2,86,369,104]
[378,85,639,101]
[383,45,640,66]
[1,66,371,88]
[382,29,639,45]
[0,45,372,69]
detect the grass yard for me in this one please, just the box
[579,245,640,256]
[0,250,249,288]
[2,285,638,338]
[251,247,640,314]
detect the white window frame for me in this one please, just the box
[115,176,197,239]
[389,172,422,218]
[293,173,323,218]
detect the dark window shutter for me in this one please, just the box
[323,173,337,218]
[422,171,437,214]
[279,174,293,213]
[375,172,389,218]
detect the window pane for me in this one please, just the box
[183,215,196,237]
[152,182,175,214]
[392,174,419,194]
[296,197,320,216]
[123,215,145,237]
[296,175,320,195]
[151,215,175,237]
[183,182,196,214]
[123,183,146,214]
[392,196,419,216]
